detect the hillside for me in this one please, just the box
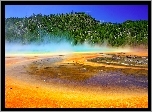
[5,12,148,47]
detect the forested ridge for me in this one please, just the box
[5,12,148,47]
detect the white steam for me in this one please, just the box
[5,36,131,56]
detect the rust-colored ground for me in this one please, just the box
[5,51,148,108]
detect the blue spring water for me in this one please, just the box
[5,42,121,55]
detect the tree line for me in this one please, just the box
[5,12,148,47]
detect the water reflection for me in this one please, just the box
[26,57,148,90]
[83,71,148,89]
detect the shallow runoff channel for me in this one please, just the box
[24,56,148,92]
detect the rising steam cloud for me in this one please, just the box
[5,35,131,56]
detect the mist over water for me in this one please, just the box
[5,41,73,54]
[5,36,131,56]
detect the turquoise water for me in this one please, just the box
[5,42,128,55]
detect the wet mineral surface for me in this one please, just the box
[5,52,148,108]
[88,53,148,68]
[26,53,148,90]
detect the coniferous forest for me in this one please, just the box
[5,12,148,47]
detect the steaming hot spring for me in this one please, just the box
[5,43,148,108]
